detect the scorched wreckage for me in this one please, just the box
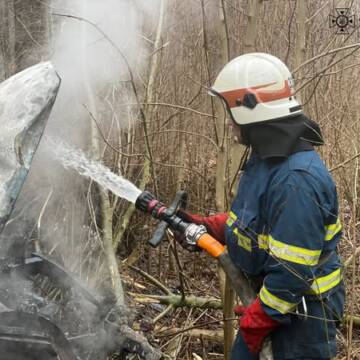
[0,63,161,360]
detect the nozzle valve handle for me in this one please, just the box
[149,191,187,247]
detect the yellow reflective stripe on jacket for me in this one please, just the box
[229,211,237,220]
[233,228,252,252]
[257,234,268,249]
[259,286,297,314]
[226,211,252,252]
[307,268,342,295]
[324,218,342,241]
[261,235,321,266]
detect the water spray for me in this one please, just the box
[52,144,272,359]
[52,142,257,305]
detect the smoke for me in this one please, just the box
[0,0,162,356]
[0,1,161,354]
[39,0,160,269]
[25,0,161,260]
[49,0,159,139]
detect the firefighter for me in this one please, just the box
[177,53,345,359]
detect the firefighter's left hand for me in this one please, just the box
[234,298,280,354]
[176,210,228,244]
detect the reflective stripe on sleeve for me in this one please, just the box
[257,234,268,250]
[307,268,342,295]
[226,211,252,252]
[259,285,298,314]
[233,228,252,252]
[263,235,321,266]
[324,218,342,241]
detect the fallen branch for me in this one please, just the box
[128,265,171,295]
[155,326,223,342]
[130,292,222,310]
[132,291,360,329]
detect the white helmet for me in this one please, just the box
[210,53,302,125]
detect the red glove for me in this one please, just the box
[177,210,227,244]
[234,298,280,354]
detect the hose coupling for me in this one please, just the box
[184,224,207,246]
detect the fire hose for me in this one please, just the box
[135,190,273,360]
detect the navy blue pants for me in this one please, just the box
[231,288,344,360]
[230,332,330,360]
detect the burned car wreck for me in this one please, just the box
[0,63,161,360]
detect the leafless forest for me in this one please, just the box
[1,0,360,359]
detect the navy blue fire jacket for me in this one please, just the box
[225,150,344,359]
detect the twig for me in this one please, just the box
[156,326,223,342]
[152,304,173,324]
[128,265,172,295]
[131,102,215,118]
[305,0,329,24]
[10,9,42,47]
[156,318,230,338]
[84,104,145,157]
[330,152,360,172]
[344,247,360,269]
[142,129,218,148]
[167,233,188,299]
[284,0,296,64]
[293,43,360,74]
[297,45,360,105]
[150,160,210,185]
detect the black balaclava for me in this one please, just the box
[240,113,324,160]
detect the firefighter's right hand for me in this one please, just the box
[176,210,228,245]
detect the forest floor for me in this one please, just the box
[119,223,360,360]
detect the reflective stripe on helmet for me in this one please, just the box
[211,53,302,124]
[220,80,292,109]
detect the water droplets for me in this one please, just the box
[49,139,141,204]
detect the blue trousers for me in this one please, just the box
[231,288,344,360]
[230,332,330,360]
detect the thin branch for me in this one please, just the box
[305,0,329,24]
[284,0,297,64]
[296,45,360,97]
[330,152,360,172]
[141,102,215,118]
[146,129,218,148]
[128,265,172,295]
[152,304,174,324]
[293,43,360,74]
[344,247,360,269]
[11,9,42,47]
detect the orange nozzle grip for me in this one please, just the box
[197,233,225,258]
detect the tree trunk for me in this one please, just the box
[79,2,125,305]
[0,0,16,79]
